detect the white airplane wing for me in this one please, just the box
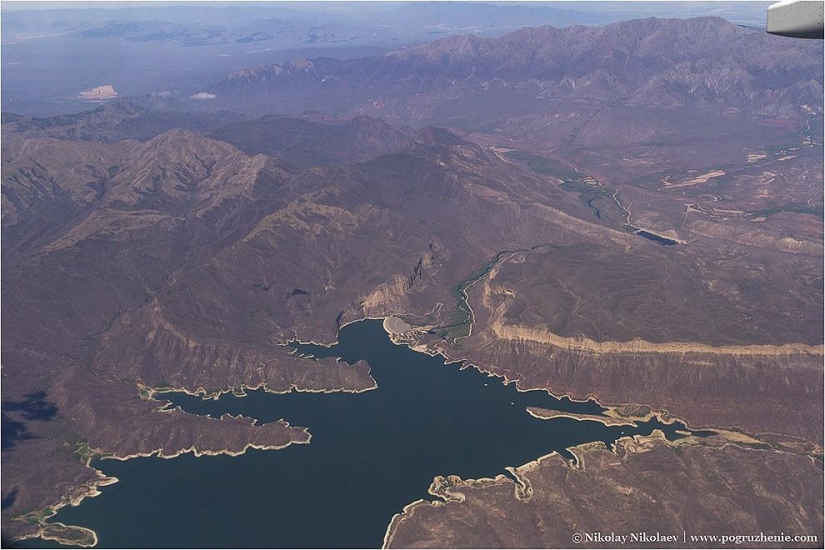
[767,0,824,38]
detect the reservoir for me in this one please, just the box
[36,319,706,548]
[636,230,678,245]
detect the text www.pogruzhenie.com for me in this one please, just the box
[570,531,820,545]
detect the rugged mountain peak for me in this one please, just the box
[387,16,740,64]
[389,33,486,61]
[195,15,821,125]
[131,128,244,165]
[103,129,265,209]
[93,99,144,116]
[608,16,749,57]
[225,57,328,84]
[286,57,315,71]
[142,126,214,146]
[228,63,284,81]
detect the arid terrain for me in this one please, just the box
[2,14,822,548]
[385,433,823,549]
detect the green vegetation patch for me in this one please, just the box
[562,179,616,198]
[74,442,97,464]
[505,151,582,180]
[21,507,56,524]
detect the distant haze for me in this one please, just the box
[3,1,770,117]
[2,1,772,27]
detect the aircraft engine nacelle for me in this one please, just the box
[767,0,824,39]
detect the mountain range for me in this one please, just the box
[180,17,821,124]
[2,15,822,548]
[141,16,822,187]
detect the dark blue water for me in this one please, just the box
[636,230,678,245]
[37,319,706,548]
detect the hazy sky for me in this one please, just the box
[2,0,773,23]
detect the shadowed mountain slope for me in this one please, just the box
[1,101,245,144]
[207,114,416,167]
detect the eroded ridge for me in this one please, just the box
[492,322,823,356]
